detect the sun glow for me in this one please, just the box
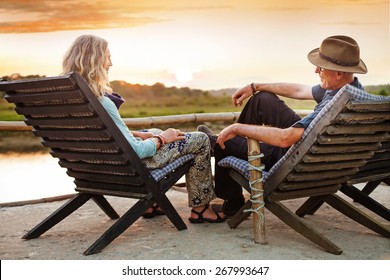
[174,67,194,83]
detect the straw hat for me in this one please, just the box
[307,35,367,74]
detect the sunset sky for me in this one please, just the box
[0,0,388,90]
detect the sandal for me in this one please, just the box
[188,205,226,224]
[211,203,224,214]
[211,198,245,217]
[142,204,165,219]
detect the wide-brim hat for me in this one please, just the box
[308,35,367,74]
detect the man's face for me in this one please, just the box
[315,66,340,90]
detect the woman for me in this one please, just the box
[62,34,225,223]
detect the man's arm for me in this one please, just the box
[217,123,304,149]
[232,83,313,107]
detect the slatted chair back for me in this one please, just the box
[339,132,390,222]
[264,93,390,202]
[348,139,390,185]
[300,101,390,222]
[0,72,193,255]
[2,73,160,197]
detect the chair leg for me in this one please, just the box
[266,200,343,255]
[323,194,390,238]
[295,196,325,217]
[361,180,381,196]
[91,195,120,219]
[83,199,150,255]
[23,193,92,239]
[227,168,255,228]
[228,201,252,229]
[340,184,390,221]
[157,194,187,231]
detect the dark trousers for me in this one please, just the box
[214,92,301,204]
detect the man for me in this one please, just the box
[200,35,367,216]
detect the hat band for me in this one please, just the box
[319,52,359,67]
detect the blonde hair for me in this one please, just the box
[62,35,112,97]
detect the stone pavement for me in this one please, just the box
[0,184,389,260]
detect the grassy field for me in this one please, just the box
[2,78,387,120]
[0,94,316,121]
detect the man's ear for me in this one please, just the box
[336,71,345,80]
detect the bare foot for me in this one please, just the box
[145,205,163,214]
[142,204,165,219]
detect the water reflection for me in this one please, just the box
[0,153,199,204]
[0,153,75,203]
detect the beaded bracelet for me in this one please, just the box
[158,134,167,144]
[153,135,164,147]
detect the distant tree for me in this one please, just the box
[151,82,166,94]
[378,89,388,96]
[181,87,191,95]
[1,73,45,81]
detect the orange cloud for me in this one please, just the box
[0,0,163,33]
[0,0,230,33]
[1,0,384,33]
[0,16,162,33]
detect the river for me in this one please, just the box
[0,153,76,203]
[0,153,199,204]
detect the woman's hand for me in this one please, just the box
[159,128,186,144]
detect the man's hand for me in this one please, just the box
[160,128,186,144]
[232,84,252,107]
[216,124,239,149]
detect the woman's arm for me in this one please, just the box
[100,96,157,158]
[131,130,154,140]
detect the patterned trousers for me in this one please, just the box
[142,129,216,207]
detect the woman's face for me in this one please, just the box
[103,47,112,73]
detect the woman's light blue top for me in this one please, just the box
[99,96,156,159]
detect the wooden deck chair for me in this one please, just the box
[0,72,195,255]
[296,100,390,222]
[340,139,390,221]
[297,139,390,221]
[218,85,390,254]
